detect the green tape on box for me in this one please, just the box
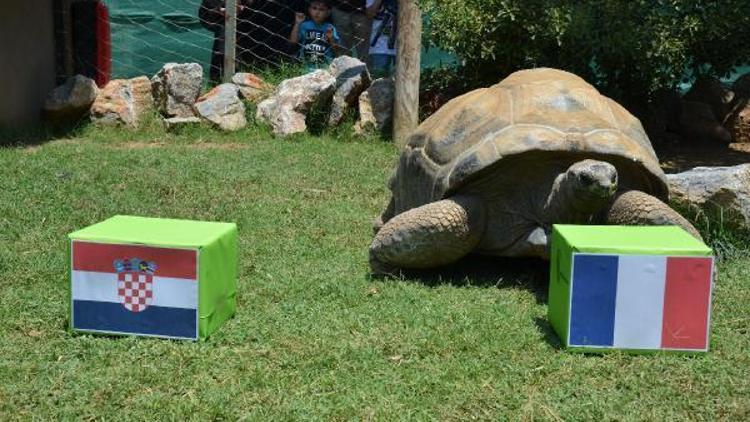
[548,225,714,354]
[69,215,237,340]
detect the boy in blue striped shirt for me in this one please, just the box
[289,0,342,71]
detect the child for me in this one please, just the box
[366,0,397,78]
[289,0,342,71]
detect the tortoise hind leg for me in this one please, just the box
[369,195,486,275]
[605,190,703,240]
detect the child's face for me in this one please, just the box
[308,2,331,24]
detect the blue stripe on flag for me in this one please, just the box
[73,300,197,339]
[569,254,619,347]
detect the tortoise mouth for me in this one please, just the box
[587,183,618,199]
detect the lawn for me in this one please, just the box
[0,120,748,420]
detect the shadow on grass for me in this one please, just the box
[534,317,564,350]
[378,254,550,305]
[0,120,84,148]
[371,255,562,347]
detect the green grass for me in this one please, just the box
[1,120,748,420]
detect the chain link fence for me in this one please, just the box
[57,0,456,86]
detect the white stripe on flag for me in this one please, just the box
[72,271,198,310]
[613,255,667,349]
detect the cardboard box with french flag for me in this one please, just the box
[69,216,237,341]
[549,225,715,353]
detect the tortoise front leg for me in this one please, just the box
[369,195,486,275]
[372,196,396,234]
[605,190,703,240]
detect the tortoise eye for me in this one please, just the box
[579,173,594,185]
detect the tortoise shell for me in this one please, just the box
[388,68,667,214]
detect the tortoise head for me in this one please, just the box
[564,159,618,213]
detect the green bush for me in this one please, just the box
[422,0,750,108]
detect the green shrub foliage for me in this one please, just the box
[422,0,750,107]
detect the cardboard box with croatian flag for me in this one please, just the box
[69,216,237,341]
[549,225,714,353]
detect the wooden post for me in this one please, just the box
[61,0,75,79]
[393,0,422,148]
[223,0,237,83]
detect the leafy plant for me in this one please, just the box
[421,0,750,109]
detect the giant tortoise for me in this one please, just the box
[370,68,701,273]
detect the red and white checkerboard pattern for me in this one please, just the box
[117,272,153,312]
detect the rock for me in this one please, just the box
[650,89,683,136]
[327,56,371,126]
[256,70,336,136]
[677,100,732,144]
[683,77,735,121]
[667,164,750,229]
[43,75,98,123]
[727,99,750,143]
[193,83,246,131]
[129,76,154,115]
[151,63,203,118]
[663,131,684,146]
[164,116,202,132]
[231,72,273,102]
[354,77,395,135]
[733,73,750,98]
[90,77,153,127]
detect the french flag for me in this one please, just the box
[569,254,714,351]
[71,241,199,340]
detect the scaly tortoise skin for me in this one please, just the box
[370,68,700,274]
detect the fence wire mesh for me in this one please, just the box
[62,0,379,84]
[57,0,456,87]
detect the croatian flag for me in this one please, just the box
[569,254,714,351]
[71,241,199,340]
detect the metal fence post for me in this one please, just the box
[393,0,422,148]
[223,0,237,83]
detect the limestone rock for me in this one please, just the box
[194,83,246,131]
[328,56,371,126]
[727,100,750,143]
[164,116,202,132]
[667,164,750,229]
[231,72,273,102]
[677,100,732,144]
[683,76,735,121]
[129,76,154,115]
[355,77,395,135]
[90,77,153,127]
[151,63,203,118]
[43,75,98,123]
[256,70,336,136]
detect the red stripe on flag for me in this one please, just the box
[661,257,713,350]
[72,241,197,280]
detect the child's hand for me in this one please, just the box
[326,27,334,42]
[294,13,306,24]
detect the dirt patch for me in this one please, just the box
[658,143,750,173]
[20,138,81,153]
[106,141,251,150]
[22,139,253,152]
[103,142,249,150]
